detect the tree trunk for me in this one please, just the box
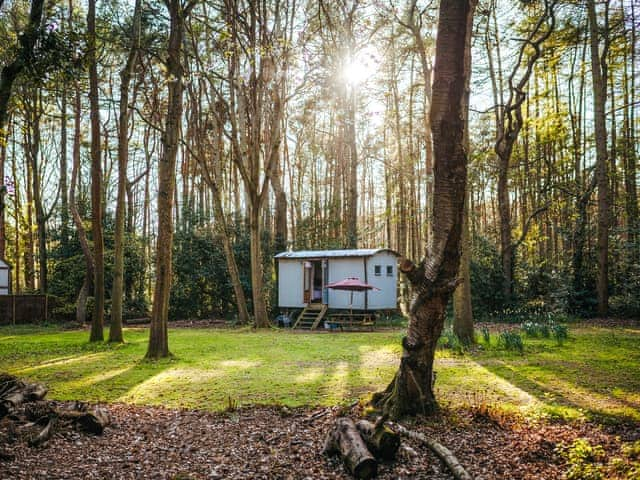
[70,81,94,325]
[59,85,69,253]
[88,0,104,342]
[372,0,476,419]
[453,192,474,344]
[249,204,269,328]
[588,0,610,317]
[110,0,142,343]
[323,417,377,480]
[453,16,475,344]
[0,138,5,260]
[355,419,400,461]
[147,0,191,359]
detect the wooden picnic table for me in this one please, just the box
[326,312,375,331]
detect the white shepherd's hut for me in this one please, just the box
[0,258,11,295]
[275,249,399,329]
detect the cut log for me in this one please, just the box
[323,417,377,479]
[0,380,48,418]
[61,408,110,434]
[28,414,57,447]
[392,422,473,480]
[355,418,400,461]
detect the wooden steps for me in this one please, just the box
[294,304,327,330]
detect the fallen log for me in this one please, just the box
[323,417,377,479]
[0,378,47,418]
[392,422,473,480]
[61,408,110,434]
[29,414,58,447]
[355,418,400,461]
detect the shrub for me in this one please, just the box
[439,327,465,354]
[480,326,491,345]
[552,323,569,345]
[499,331,524,353]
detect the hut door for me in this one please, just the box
[322,260,329,304]
[303,261,312,304]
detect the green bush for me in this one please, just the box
[439,327,465,354]
[480,326,491,345]
[499,330,524,353]
[552,323,569,345]
[470,236,507,317]
[170,223,274,320]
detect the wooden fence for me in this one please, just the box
[0,295,49,325]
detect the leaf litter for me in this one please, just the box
[1,401,638,479]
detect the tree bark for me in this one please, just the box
[88,0,104,342]
[587,0,610,316]
[70,79,94,325]
[110,0,142,343]
[372,0,476,419]
[323,417,377,480]
[147,0,193,358]
[355,418,400,461]
[453,13,475,345]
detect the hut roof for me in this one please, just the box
[274,248,399,260]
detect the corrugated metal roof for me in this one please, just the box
[274,248,399,259]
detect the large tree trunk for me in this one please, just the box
[88,0,104,342]
[372,0,476,419]
[147,0,191,359]
[110,0,142,343]
[587,0,610,317]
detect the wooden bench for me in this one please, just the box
[326,313,375,331]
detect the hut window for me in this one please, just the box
[374,265,381,276]
[386,265,393,276]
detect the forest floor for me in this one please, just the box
[2,401,639,479]
[1,321,639,478]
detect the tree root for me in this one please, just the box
[392,422,473,480]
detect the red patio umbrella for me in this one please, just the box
[325,277,380,311]
[325,277,380,291]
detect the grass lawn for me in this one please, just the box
[0,324,638,422]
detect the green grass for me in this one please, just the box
[1,324,638,422]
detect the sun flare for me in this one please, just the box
[340,48,379,86]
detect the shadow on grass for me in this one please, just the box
[471,333,640,424]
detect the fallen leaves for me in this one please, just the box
[1,401,638,479]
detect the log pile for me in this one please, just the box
[323,416,399,479]
[0,373,110,461]
[324,414,472,480]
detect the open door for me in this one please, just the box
[303,260,324,304]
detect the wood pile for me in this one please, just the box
[0,373,109,461]
[324,414,472,480]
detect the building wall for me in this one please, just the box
[327,258,366,309]
[365,252,398,309]
[278,259,305,308]
[0,267,9,295]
